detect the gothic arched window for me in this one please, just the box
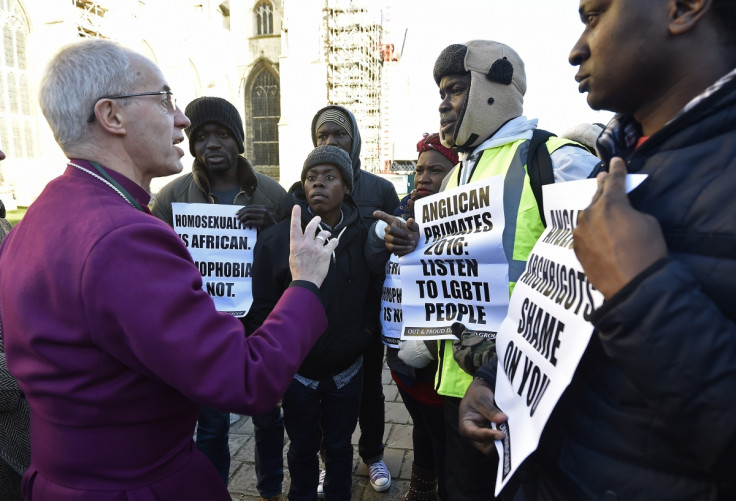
[249,69,280,171]
[255,1,273,35]
[0,0,34,158]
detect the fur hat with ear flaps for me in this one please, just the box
[433,40,527,150]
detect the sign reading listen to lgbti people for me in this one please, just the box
[399,176,509,341]
[172,202,257,317]
[492,175,647,496]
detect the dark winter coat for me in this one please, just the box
[152,156,287,226]
[247,192,375,380]
[483,75,736,500]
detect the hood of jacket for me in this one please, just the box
[310,105,363,182]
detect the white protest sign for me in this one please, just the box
[172,202,257,317]
[493,174,647,496]
[400,176,509,340]
[380,253,402,348]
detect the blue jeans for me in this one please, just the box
[253,406,285,497]
[195,405,230,485]
[282,370,363,501]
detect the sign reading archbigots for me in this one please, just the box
[400,176,509,341]
[171,202,257,317]
[380,253,402,348]
[492,175,647,496]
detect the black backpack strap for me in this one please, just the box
[526,129,556,227]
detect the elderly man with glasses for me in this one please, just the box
[0,39,337,500]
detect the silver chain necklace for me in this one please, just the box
[67,161,136,209]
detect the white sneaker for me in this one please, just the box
[317,469,326,499]
[368,460,391,492]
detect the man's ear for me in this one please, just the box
[344,183,351,196]
[669,0,710,36]
[93,99,127,137]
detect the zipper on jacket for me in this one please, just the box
[435,339,446,391]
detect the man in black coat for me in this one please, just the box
[460,0,736,499]
[153,96,288,487]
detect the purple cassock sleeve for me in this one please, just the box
[81,220,326,416]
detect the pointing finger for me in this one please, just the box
[290,205,305,242]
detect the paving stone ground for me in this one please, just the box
[226,360,414,501]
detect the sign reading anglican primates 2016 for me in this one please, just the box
[492,175,647,497]
[172,202,257,317]
[400,176,509,341]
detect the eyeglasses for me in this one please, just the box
[87,90,177,123]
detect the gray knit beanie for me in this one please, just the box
[301,145,353,192]
[184,97,245,155]
[433,40,526,150]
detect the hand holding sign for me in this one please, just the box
[573,158,667,299]
[459,378,508,455]
[490,172,647,496]
[289,205,339,288]
[236,204,275,231]
[373,210,420,256]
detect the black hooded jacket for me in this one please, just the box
[246,189,374,380]
[310,105,399,225]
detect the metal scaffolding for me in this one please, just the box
[322,0,382,172]
[74,0,109,38]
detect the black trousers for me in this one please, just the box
[397,385,447,500]
[357,335,386,463]
[444,396,498,501]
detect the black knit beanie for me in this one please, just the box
[301,145,353,192]
[184,97,245,155]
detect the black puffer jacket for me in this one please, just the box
[308,106,399,338]
[246,192,374,380]
[496,75,736,500]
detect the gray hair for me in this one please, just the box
[38,39,140,151]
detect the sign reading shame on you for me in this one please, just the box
[492,175,646,496]
[400,176,509,340]
[172,202,257,317]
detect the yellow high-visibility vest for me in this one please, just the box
[435,135,578,398]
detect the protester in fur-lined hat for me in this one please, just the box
[373,40,599,501]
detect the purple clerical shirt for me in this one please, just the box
[0,161,326,499]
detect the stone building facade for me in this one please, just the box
[0,0,406,206]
